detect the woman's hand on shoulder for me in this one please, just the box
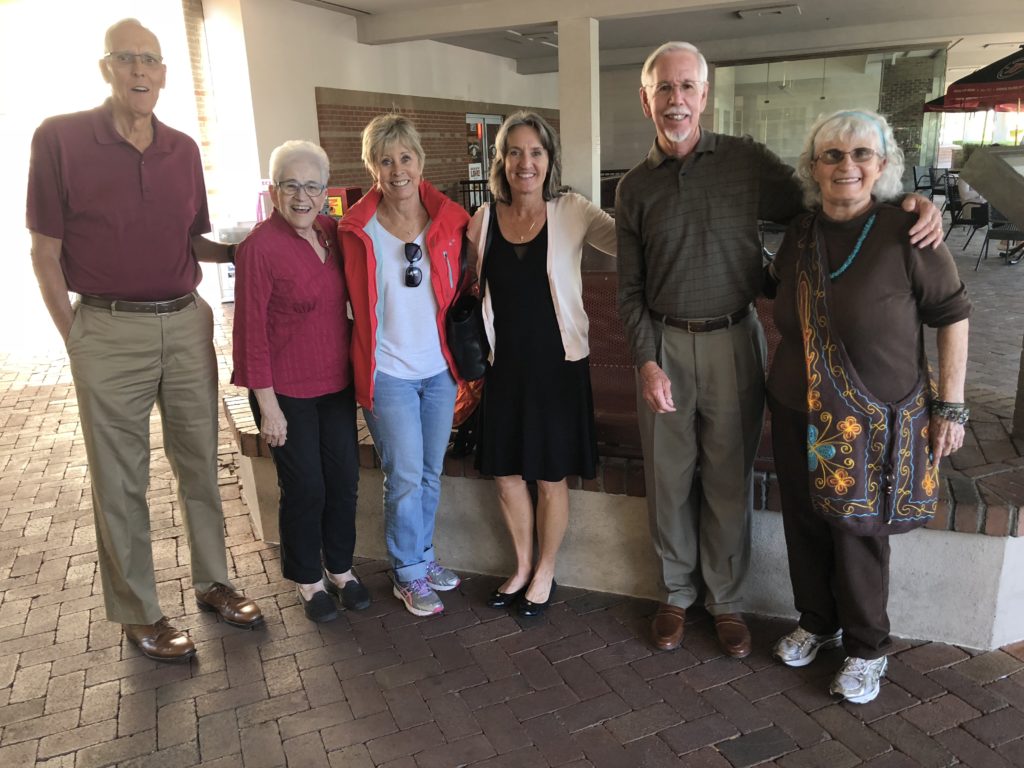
[902,194,943,250]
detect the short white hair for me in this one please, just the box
[796,109,905,208]
[269,140,330,184]
[641,42,708,84]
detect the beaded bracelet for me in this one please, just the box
[930,400,970,424]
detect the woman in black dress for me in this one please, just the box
[468,112,616,616]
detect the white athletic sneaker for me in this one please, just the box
[830,656,888,704]
[773,627,843,667]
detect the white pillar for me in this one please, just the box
[557,18,600,203]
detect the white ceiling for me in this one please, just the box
[296,0,1024,82]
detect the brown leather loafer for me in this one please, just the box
[651,603,686,650]
[124,618,196,662]
[715,613,752,658]
[196,583,264,629]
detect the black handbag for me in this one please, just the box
[445,224,490,381]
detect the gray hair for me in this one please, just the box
[796,109,905,208]
[488,111,562,204]
[360,114,425,181]
[104,18,158,54]
[641,42,708,85]
[269,140,330,184]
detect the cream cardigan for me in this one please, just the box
[467,192,616,363]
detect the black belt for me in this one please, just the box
[79,293,196,314]
[651,304,751,333]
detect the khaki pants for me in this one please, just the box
[638,312,766,615]
[67,296,230,624]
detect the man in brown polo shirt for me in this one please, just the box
[616,42,943,658]
[26,18,262,662]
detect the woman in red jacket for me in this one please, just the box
[339,115,469,617]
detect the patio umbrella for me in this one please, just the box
[923,94,981,112]
[945,45,1024,113]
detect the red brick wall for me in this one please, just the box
[180,0,214,178]
[316,91,559,201]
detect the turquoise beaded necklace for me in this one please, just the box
[829,212,876,280]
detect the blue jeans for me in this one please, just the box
[363,370,457,582]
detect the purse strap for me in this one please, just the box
[457,203,497,296]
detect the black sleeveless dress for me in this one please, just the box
[476,222,598,481]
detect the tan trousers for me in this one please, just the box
[638,311,766,615]
[67,296,230,625]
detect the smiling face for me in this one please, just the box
[270,158,327,235]
[503,125,549,202]
[812,132,886,220]
[100,22,166,121]
[373,141,422,205]
[640,49,708,158]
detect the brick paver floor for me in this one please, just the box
[1,221,1023,766]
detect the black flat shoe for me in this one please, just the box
[518,580,557,617]
[486,584,527,609]
[324,570,371,611]
[298,588,338,623]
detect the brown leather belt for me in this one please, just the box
[79,293,196,314]
[651,304,751,333]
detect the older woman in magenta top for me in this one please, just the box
[232,140,369,623]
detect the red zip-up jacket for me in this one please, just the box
[338,180,470,410]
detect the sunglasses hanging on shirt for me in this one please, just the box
[404,242,423,287]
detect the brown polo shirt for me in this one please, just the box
[26,99,210,301]
[767,202,972,410]
[615,130,804,366]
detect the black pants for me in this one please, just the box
[249,387,359,584]
[769,397,892,659]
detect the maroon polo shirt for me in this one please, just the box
[231,211,352,399]
[26,100,210,301]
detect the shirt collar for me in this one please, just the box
[269,208,332,248]
[92,98,172,154]
[645,128,718,169]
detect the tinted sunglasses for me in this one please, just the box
[813,147,883,165]
[404,243,422,287]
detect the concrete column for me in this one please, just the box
[557,18,600,203]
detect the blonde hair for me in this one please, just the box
[360,114,425,182]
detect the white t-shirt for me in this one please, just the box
[365,214,448,380]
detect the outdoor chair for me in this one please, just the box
[929,168,950,211]
[976,205,1024,270]
[912,165,932,198]
[944,174,987,249]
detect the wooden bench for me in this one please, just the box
[222,394,280,544]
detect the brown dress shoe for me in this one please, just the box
[124,618,196,662]
[195,583,264,629]
[651,603,686,650]
[715,613,752,658]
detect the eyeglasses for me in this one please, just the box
[404,243,423,288]
[275,180,328,198]
[813,147,883,165]
[105,51,163,68]
[644,80,705,97]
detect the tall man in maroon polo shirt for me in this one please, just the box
[26,18,262,662]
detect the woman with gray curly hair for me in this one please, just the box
[764,109,971,703]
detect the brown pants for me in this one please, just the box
[769,398,892,659]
